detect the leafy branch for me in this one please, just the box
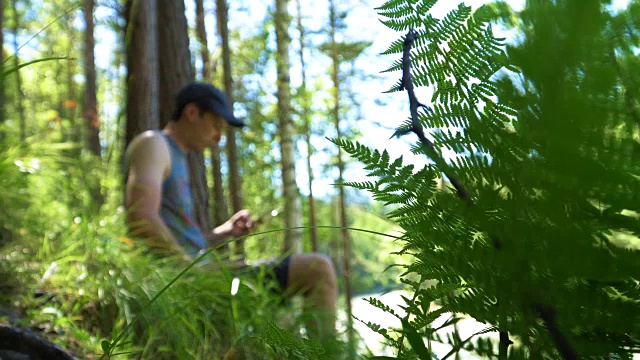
[395,28,577,360]
[394,29,473,207]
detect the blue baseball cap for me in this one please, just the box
[172,82,244,127]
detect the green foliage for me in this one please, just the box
[0,140,332,359]
[257,320,324,359]
[336,0,640,358]
[348,206,407,294]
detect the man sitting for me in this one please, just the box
[124,82,338,340]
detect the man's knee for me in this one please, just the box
[307,253,337,292]
[290,253,337,293]
[314,253,336,275]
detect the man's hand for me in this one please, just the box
[207,210,255,248]
[225,210,255,238]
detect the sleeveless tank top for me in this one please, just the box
[159,132,208,256]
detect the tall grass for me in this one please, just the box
[0,139,350,359]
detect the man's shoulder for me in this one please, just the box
[126,130,171,170]
[130,130,164,146]
[127,130,167,155]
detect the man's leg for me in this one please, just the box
[285,253,338,339]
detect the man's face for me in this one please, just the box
[197,111,227,149]
[184,104,227,151]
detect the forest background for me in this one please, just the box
[2,0,640,359]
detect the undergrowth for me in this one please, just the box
[0,140,348,359]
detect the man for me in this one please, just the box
[124,82,337,338]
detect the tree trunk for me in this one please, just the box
[210,142,229,227]
[217,0,245,257]
[0,0,5,131]
[10,0,25,141]
[83,0,101,157]
[186,152,211,232]
[157,0,193,128]
[295,0,318,252]
[195,0,210,80]
[66,13,79,146]
[157,0,212,232]
[275,0,302,255]
[198,0,229,255]
[329,0,353,348]
[125,0,159,148]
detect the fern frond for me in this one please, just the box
[365,296,403,320]
[381,58,404,74]
[259,321,324,359]
[375,0,416,13]
[379,16,423,32]
[358,1,640,358]
[353,315,398,343]
[340,181,378,192]
[431,4,473,43]
[380,37,406,56]
[408,306,451,331]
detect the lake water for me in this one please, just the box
[345,290,640,359]
[343,290,498,359]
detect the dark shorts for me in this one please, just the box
[251,255,291,291]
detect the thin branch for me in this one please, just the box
[399,29,474,207]
[499,329,513,359]
[535,303,578,360]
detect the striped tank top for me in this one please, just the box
[159,132,208,256]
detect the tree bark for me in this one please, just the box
[210,142,229,227]
[199,0,228,228]
[275,0,302,255]
[0,0,5,131]
[219,1,242,216]
[124,0,159,147]
[10,0,25,141]
[157,0,193,128]
[295,0,318,252]
[83,0,101,157]
[217,0,245,257]
[195,0,210,80]
[66,13,79,146]
[157,0,212,232]
[199,0,229,256]
[329,0,353,347]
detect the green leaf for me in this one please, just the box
[101,339,111,353]
[402,318,432,359]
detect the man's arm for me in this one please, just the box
[205,209,255,248]
[125,132,189,258]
